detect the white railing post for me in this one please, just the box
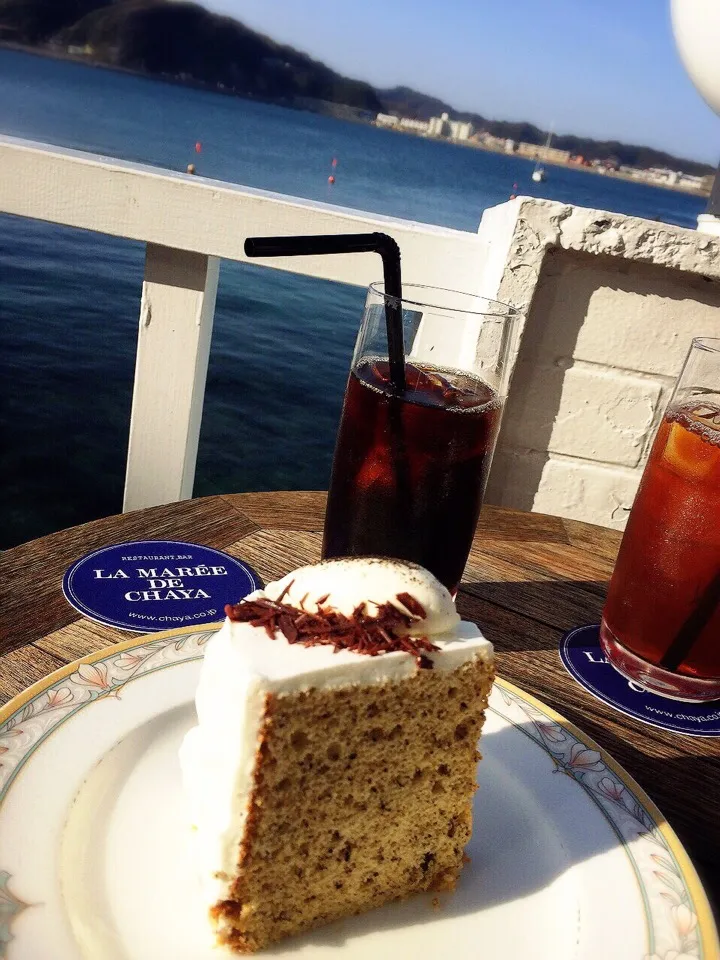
[123,244,219,512]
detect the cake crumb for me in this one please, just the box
[431,897,441,909]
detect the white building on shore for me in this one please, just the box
[427,112,473,141]
[377,111,473,142]
[398,117,431,134]
[427,114,447,137]
[375,113,399,128]
[449,119,473,141]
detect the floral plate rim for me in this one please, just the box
[0,624,718,960]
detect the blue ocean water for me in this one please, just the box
[0,48,708,547]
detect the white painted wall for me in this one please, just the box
[478,198,720,529]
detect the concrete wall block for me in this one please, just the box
[513,249,720,378]
[478,196,720,528]
[532,457,641,530]
[517,197,720,280]
[486,445,549,513]
[500,363,664,467]
[486,448,641,531]
[575,271,720,377]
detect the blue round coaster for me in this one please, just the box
[560,625,720,737]
[63,540,263,633]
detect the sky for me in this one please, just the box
[200,0,720,165]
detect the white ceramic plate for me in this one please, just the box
[0,626,717,960]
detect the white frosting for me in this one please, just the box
[262,557,461,636]
[179,557,493,910]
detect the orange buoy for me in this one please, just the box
[328,175,335,184]
[195,141,202,154]
[331,157,338,168]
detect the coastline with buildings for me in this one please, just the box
[0,1,714,200]
[1,39,712,199]
[375,111,714,197]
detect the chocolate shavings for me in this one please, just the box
[224,588,438,668]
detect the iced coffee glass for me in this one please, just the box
[322,283,519,594]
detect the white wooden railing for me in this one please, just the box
[0,134,489,512]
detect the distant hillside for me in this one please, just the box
[377,85,459,123]
[0,0,713,176]
[0,0,382,110]
[0,0,113,42]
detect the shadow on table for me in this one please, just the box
[457,578,607,650]
[266,718,621,954]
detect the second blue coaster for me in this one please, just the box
[560,625,720,737]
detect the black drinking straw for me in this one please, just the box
[660,569,720,672]
[244,232,406,393]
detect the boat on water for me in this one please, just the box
[532,128,553,182]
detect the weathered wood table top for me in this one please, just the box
[2,491,719,912]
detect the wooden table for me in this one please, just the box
[2,491,719,912]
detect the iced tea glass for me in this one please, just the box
[322,283,519,593]
[600,337,720,701]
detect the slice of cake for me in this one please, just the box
[180,557,494,954]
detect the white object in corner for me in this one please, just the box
[697,213,720,237]
[671,0,720,116]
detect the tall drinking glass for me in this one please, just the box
[322,283,519,593]
[600,337,720,701]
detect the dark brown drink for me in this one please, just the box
[322,358,504,592]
